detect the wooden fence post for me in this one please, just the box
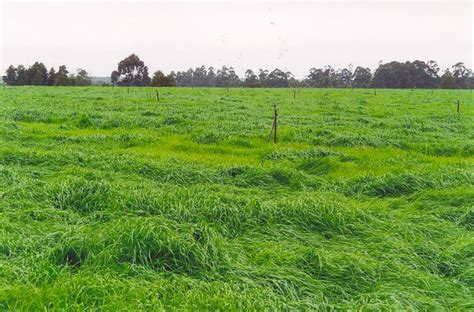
[273,104,278,144]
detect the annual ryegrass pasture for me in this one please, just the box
[0,86,473,310]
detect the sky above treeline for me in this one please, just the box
[1,0,472,78]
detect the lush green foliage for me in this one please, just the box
[5,58,473,89]
[0,86,473,310]
[3,64,91,87]
[112,54,151,87]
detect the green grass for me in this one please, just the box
[0,86,473,310]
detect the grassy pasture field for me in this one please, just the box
[0,86,473,310]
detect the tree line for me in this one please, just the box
[3,54,473,89]
[111,55,473,89]
[3,62,92,86]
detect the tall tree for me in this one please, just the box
[265,69,291,87]
[152,70,166,87]
[426,60,440,80]
[16,65,29,85]
[410,60,439,88]
[227,67,241,87]
[28,62,48,85]
[244,69,260,88]
[372,61,441,88]
[46,67,57,86]
[152,70,176,87]
[176,69,193,87]
[451,62,471,89]
[186,69,195,86]
[3,65,17,86]
[258,69,268,87]
[372,61,412,88]
[352,67,372,88]
[216,66,230,87]
[193,65,208,87]
[439,69,456,89]
[76,69,92,86]
[114,54,150,86]
[166,71,177,87]
[305,66,335,88]
[337,67,353,88]
[206,67,217,86]
[111,70,119,85]
[55,65,70,86]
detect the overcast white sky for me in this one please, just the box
[1,0,473,78]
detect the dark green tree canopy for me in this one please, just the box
[264,69,292,88]
[28,62,48,85]
[244,69,260,88]
[55,65,71,86]
[46,67,57,86]
[113,54,151,86]
[151,70,176,87]
[16,65,29,85]
[439,70,456,89]
[371,61,440,88]
[2,62,89,86]
[451,62,471,89]
[352,67,372,88]
[3,65,18,86]
[76,69,92,86]
[305,66,335,88]
[111,70,119,85]
[3,59,473,88]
